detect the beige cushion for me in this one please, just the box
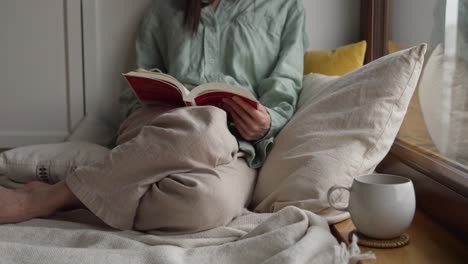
[252,44,427,223]
[0,142,110,185]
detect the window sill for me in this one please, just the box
[331,210,468,263]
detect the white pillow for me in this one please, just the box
[0,142,110,185]
[252,44,427,223]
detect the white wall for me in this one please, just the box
[84,0,151,123]
[0,0,84,147]
[303,0,361,50]
[81,0,151,128]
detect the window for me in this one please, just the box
[362,0,468,181]
[390,0,468,171]
[362,0,468,239]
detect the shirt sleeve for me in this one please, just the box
[120,4,166,118]
[252,0,308,156]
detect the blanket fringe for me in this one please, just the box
[334,234,376,264]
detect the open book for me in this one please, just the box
[123,71,259,109]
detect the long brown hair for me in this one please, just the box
[184,0,215,34]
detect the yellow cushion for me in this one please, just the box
[388,40,400,54]
[304,40,367,76]
[387,40,407,54]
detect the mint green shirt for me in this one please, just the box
[120,0,308,168]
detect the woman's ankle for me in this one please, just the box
[51,181,84,210]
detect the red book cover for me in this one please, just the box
[124,75,185,106]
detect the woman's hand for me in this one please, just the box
[223,96,271,141]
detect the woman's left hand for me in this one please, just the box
[222,96,271,141]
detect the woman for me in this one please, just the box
[0,0,307,233]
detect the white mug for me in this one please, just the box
[327,174,416,239]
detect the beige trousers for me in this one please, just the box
[65,106,257,233]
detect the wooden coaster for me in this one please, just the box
[348,230,410,249]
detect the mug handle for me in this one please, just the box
[327,185,351,211]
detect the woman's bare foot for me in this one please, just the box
[0,181,83,224]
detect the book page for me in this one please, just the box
[188,83,259,109]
